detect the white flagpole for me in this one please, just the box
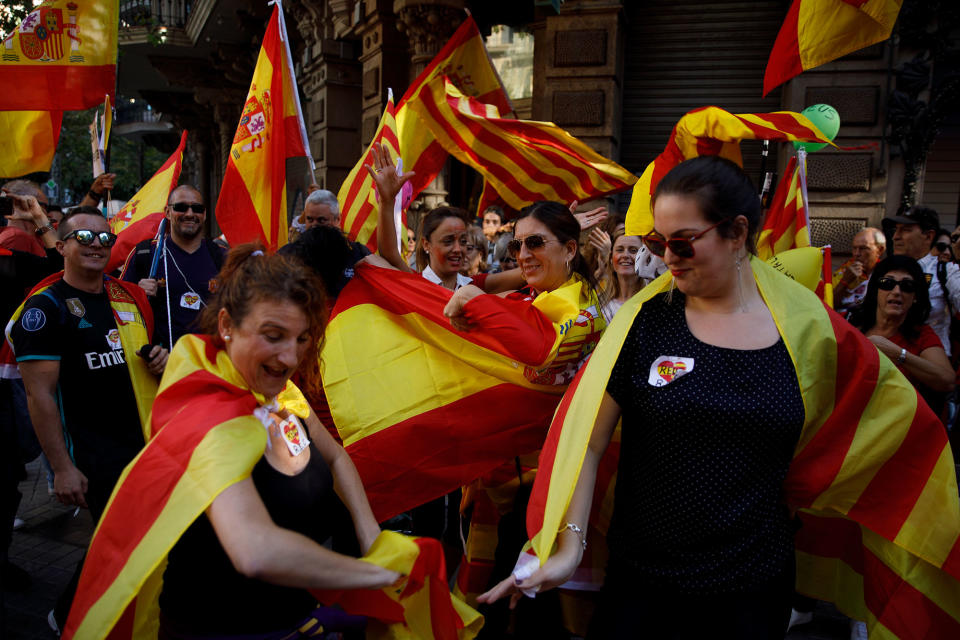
[272,0,316,183]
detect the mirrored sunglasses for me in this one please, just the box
[64,229,117,247]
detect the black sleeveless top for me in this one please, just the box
[604,292,805,594]
[160,440,339,634]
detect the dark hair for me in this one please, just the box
[198,243,328,397]
[277,224,353,299]
[516,201,597,291]
[481,205,504,223]
[415,206,472,272]
[59,206,107,239]
[652,156,762,254]
[850,255,930,341]
[465,225,488,273]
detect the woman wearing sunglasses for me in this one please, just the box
[851,255,954,413]
[477,155,960,638]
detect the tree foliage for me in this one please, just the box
[0,0,39,40]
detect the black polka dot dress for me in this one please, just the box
[605,291,805,595]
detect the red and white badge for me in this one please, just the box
[180,292,201,310]
[648,356,694,387]
[278,416,310,457]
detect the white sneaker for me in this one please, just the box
[787,608,814,631]
[12,517,25,530]
[850,620,868,640]
[48,609,61,636]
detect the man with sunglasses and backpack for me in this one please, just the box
[119,185,226,350]
[9,206,167,632]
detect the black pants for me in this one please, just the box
[586,563,794,640]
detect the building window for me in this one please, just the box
[485,25,533,101]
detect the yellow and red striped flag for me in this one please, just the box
[764,0,903,97]
[396,15,511,202]
[216,4,311,252]
[625,106,833,236]
[408,76,637,214]
[0,110,62,177]
[339,90,401,251]
[63,333,481,640]
[321,264,600,521]
[756,154,811,260]
[0,0,117,110]
[522,258,960,639]
[107,130,188,274]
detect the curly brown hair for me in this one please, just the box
[198,243,328,397]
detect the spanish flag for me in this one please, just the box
[624,106,833,237]
[108,130,188,273]
[215,4,311,252]
[764,0,903,97]
[756,154,811,260]
[407,76,636,215]
[396,16,511,202]
[321,264,599,521]
[0,110,62,178]
[522,258,960,639]
[0,0,117,110]
[63,334,481,640]
[339,90,401,251]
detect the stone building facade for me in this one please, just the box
[118,0,959,251]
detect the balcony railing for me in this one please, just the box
[120,0,192,29]
[115,99,162,125]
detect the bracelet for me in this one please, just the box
[897,348,907,364]
[34,223,54,236]
[559,522,587,550]
[87,189,103,201]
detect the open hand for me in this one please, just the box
[364,143,415,205]
[569,200,608,230]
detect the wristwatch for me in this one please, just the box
[34,223,54,236]
[897,348,907,364]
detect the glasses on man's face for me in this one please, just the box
[64,229,117,248]
[507,234,556,257]
[877,277,917,294]
[936,242,950,253]
[641,217,731,259]
[170,202,206,214]
[951,234,960,244]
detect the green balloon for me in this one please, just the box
[793,104,840,153]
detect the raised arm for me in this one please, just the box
[367,143,415,273]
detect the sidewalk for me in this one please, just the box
[3,459,850,639]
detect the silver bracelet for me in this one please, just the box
[897,347,907,364]
[559,522,587,550]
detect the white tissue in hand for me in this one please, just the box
[512,552,541,598]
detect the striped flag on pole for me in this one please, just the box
[756,153,811,260]
[215,3,312,252]
[338,90,401,251]
[407,76,636,213]
[625,106,833,237]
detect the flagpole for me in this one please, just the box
[272,0,316,184]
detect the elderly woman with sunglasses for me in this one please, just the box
[851,255,954,413]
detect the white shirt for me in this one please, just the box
[917,253,960,356]
[421,265,474,291]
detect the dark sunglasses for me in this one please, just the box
[951,234,960,243]
[641,217,731,259]
[64,229,117,247]
[170,202,206,214]
[877,277,917,294]
[507,234,556,257]
[936,242,951,253]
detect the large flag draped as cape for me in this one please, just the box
[763,0,903,96]
[63,334,481,640]
[321,264,602,522]
[108,130,188,274]
[0,110,62,177]
[522,258,960,639]
[624,106,833,237]
[407,76,637,216]
[0,0,118,110]
[216,4,311,252]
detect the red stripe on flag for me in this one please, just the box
[217,162,267,246]
[348,383,559,521]
[108,211,165,274]
[785,310,879,506]
[65,378,260,633]
[846,400,946,539]
[739,113,824,143]
[0,64,115,111]
[398,17,484,107]
[763,0,803,96]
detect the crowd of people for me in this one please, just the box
[1,149,958,639]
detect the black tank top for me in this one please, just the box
[160,441,339,634]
